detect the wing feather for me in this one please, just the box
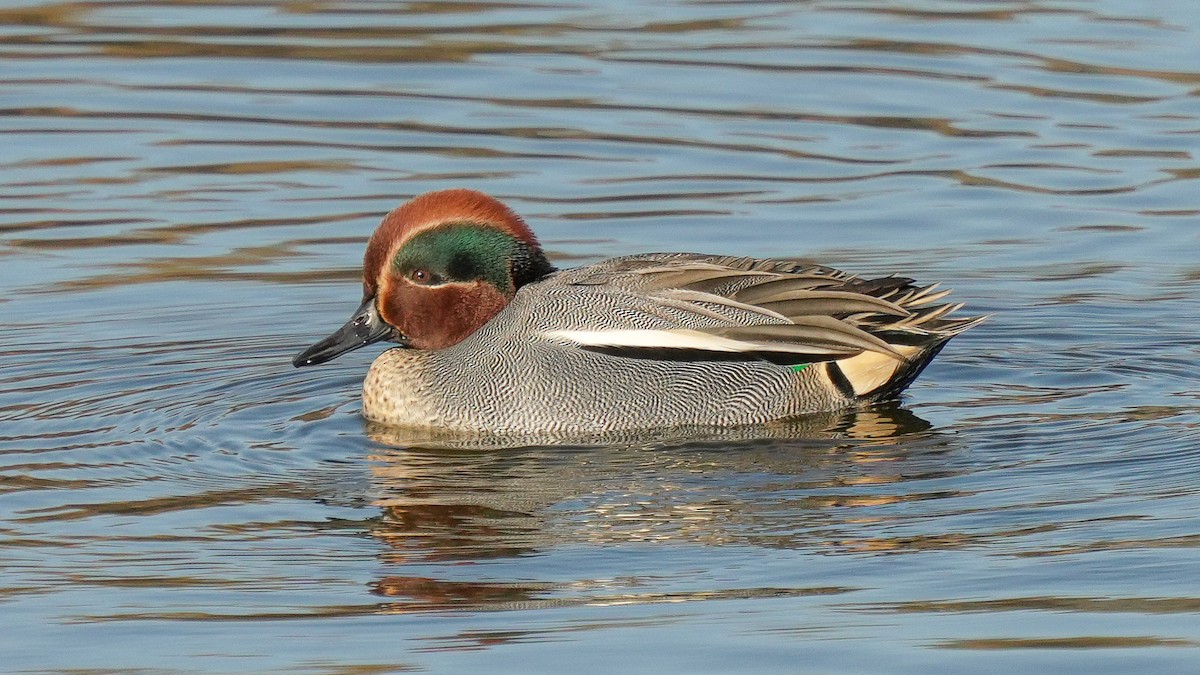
[539,252,980,368]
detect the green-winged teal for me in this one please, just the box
[295,189,982,434]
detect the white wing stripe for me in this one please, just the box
[544,328,854,356]
[545,329,750,352]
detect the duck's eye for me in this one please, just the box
[409,268,437,285]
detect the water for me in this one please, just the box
[2,0,1199,672]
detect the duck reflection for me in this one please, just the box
[359,405,966,611]
[366,404,951,538]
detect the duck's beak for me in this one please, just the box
[293,297,401,367]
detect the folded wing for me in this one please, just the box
[543,253,983,398]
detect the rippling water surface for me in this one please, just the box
[3,1,1200,672]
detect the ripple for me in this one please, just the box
[3,0,1200,672]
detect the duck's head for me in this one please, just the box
[293,189,555,367]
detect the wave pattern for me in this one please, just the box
[2,1,1200,672]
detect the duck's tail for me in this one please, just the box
[831,283,987,400]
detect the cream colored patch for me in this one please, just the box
[836,344,922,397]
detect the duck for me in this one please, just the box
[294,189,982,435]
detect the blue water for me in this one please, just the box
[2,1,1200,672]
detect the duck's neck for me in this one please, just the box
[511,242,556,289]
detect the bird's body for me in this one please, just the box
[296,190,981,435]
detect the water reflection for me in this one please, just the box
[358,406,963,615]
[362,405,962,568]
[4,0,1200,670]
[370,574,854,618]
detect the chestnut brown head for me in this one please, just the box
[294,189,554,366]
